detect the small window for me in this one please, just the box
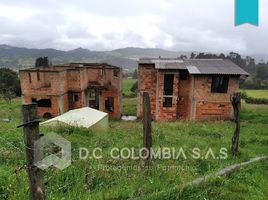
[100,69,104,77]
[163,74,174,108]
[37,71,40,81]
[211,76,229,93]
[163,74,174,95]
[28,72,32,83]
[105,97,114,112]
[179,70,188,80]
[36,99,52,107]
[88,89,95,99]
[163,97,173,107]
[113,69,119,77]
[74,94,79,102]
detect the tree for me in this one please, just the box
[35,57,49,67]
[190,52,196,59]
[256,66,268,80]
[132,69,138,79]
[131,81,138,93]
[219,53,225,59]
[179,55,187,59]
[0,68,21,97]
[0,89,16,104]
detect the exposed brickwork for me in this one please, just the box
[138,64,240,121]
[101,91,122,119]
[20,64,122,119]
[193,75,239,121]
[138,64,157,120]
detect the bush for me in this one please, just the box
[241,92,268,105]
[0,68,21,97]
[130,81,138,93]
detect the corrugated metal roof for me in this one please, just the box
[139,58,249,75]
[187,66,201,74]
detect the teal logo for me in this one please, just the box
[235,0,259,26]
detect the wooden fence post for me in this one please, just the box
[143,92,152,163]
[21,104,45,200]
[231,93,241,155]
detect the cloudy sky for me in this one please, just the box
[0,0,267,53]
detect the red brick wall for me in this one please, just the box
[101,91,121,119]
[23,95,60,117]
[138,66,192,121]
[138,64,157,120]
[193,75,239,121]
[138,64,240,121]
[20,65,122,119]
[67,70,82,92]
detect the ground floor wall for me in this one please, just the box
[195,101,233,121]
[138,70,192,121]
[22,94,69,118]
[138,73,239,121]
[22,89,122,119]
[100,91,122,119]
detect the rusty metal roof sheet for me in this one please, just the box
[139,58,249,75]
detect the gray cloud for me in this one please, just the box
[0,0,267,54]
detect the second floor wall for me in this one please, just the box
[20,65,122,96]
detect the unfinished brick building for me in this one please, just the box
[19,63,122,119]
[138,58,248,121]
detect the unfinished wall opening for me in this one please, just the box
[88,89,99,109]
[211,76,229,93]
[105,97,114,112]
[28,72,32,83]
[32,98,52,107]
[88,89,95,99]
[37,71,40,81]
[43,112,52,119]
[74,94,79,102]
[179,70,188,80]
[163,97,173,107]
[100,69,104,77]
[163,74,174,107]
[113,69,119,77]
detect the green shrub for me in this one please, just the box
[241,92,268,105]
[130,81,138,93]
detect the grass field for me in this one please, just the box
[0,90,268,199]
[240,89,268,98]
[122,78,137,115]
[123,78,137,97]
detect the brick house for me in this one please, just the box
[19,63,122,119]
[137,58,248,121]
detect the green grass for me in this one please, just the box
[123,78,137,97]
[0,98,268,199]
[241,89,268,98]
[123,98,137,116]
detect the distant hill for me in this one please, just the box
[0,45,189,70]
[106,47,186,59]
[0,44,267,70]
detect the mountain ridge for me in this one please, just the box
[0,44,267,70]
